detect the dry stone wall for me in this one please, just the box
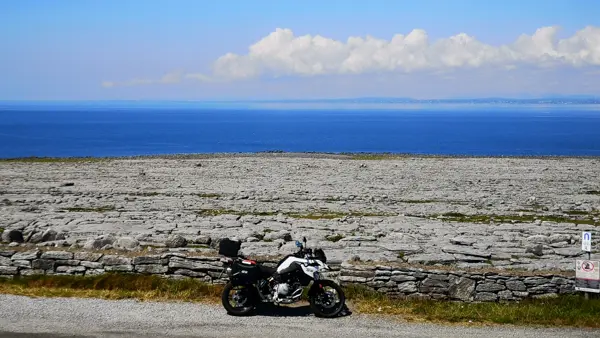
[0,249,575,302]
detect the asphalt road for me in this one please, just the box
[0,294,598,338]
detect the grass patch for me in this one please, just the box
[132,192,160,197]
[428,212,598,225]
[195,208,391,220]
[196,193,222,198]
[344,284,600,327]
[62,206,116,213]
[325,234,345,242]
[0,274,222,302]
[397,199,438,204]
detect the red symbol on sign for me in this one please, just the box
[582,261,595,272]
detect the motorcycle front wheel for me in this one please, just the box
[309,279,346,318]
[221,282,255,316]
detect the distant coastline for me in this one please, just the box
[3,152,600,162]
[1,96,600,106]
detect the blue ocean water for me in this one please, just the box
[1,103,600,158]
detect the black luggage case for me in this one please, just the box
[218,238,241,257]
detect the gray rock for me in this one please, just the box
[263,231,292,242]
[41,251,73,260]
[55,260,80,266]
[450,237,477,246]
[132,256,164,265]
[80,261,103,269]
[476,282,505,292]
[12,250,40,260]
[74,252,103,262]
[525,244,544,256]
[475,292,498,302]
[553,248,582,257]
[56,266,86,274]
[407,253,456,264]
[83,235,116,250]
[104,265,134,272]
[0,256,12,266]
[340,236,377,242]
[442,246,491,258]
[0,266,18,275]
[498,290,515,300]
[32,259,55,270]
[378,243,423,254]
[448,277,476,301]
[397,281,418,293]
[135,264,168,274]
[11,260,31,268]
[165,235,188,248]
[193,235,211,245]
[505,280,527,292]
[0,250,16,257]
[114,237,140,250]
[20,269,45,276]
[1,229,24,243]
[168,257,219,271]
[338,276,368,283]
[41,229,58,242]
[28,232,44,244]
[100,255,131,266]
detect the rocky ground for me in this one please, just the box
[1,154,599,272]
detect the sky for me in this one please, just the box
[1,0,599,100]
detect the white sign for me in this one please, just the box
[582,232,592,252]
[576,260,600,281]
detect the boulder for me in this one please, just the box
[1,229,24,243]
[114,237,140,250]
[525,244,544,256]
[165,235,187,248]
[83,235,116,250]
[448,277,476,301]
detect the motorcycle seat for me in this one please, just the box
[258,264,277,277]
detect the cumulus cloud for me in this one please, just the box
[213,26,600,79]
[102,25,600,87]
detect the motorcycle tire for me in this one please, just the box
[309,279,346,318]
[221,282,255,316]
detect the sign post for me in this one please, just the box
[582,232,592,259]
[576,232,598,298]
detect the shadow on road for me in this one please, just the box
[244,303,353,318]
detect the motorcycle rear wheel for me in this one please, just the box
[309,279,346,318]
[221,282,255,316]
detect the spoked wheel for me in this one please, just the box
[309,280,346,318]
[221,282,255,316]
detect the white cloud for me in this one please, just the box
[213,26,600,79]
[102,25,600,88]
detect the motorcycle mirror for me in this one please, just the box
[295,240,302,248]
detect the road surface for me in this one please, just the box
[0,294,598,338]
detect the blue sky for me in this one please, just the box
[1,0,599,100]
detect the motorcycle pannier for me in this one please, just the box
[231,261,260,284]
[218,238,241,257]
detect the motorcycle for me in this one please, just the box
[218,237,346,318]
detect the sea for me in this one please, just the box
[1,101,600,158]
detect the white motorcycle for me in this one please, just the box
[219,237,346,318]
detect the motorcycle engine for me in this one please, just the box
[275,283,290,297]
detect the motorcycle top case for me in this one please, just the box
[230,260,260,284]
[218,238,241,257]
